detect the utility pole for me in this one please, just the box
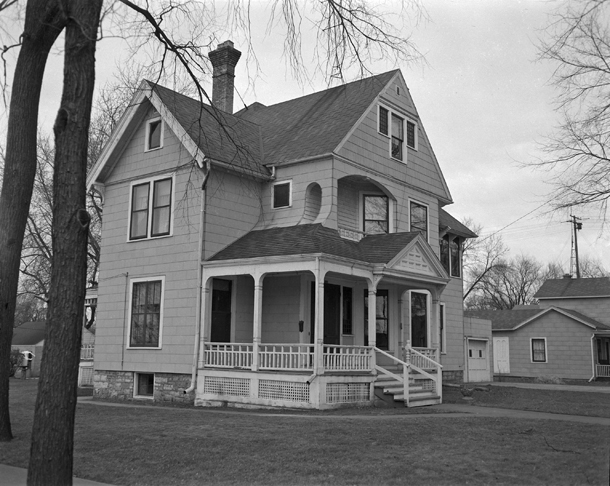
[568,215,582,278]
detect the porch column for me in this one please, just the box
[313,262,326,375]
[252,273,264,371]
[367,280,378,371]
[198,278,212,369]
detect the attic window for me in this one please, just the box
[146,118,163,151]
[396,86,400,95]
[273,181,292,209]
[407,121,416,149]
[379,107,389,135]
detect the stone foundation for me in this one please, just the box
[93,370,195,405]
[442,370,464,383]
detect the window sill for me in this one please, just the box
[127,346,162,350]
[127,233,173,243]
[144,145,163,153]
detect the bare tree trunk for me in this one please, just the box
[27,1,102,484]
[0,0,65,442]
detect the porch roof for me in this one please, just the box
[208,224,420,264]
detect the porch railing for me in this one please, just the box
[80,344,94,361]
[406,347,438,370]
[203,342,374,372]
[259,344,314,371]
[596,364,610,378]
[324,345,373,371]
[204,343,253,369]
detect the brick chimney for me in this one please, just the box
[208,40,241,113]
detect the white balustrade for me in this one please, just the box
[205,343,253,369]
[80,344,94,361]
[259,344,314,371]
[408,347,437,370]
[323,345,373,371]
[596,364,610,378]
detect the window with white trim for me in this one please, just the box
[378,105,418,160]
[363,194,389,234]
[273,181,292,209]
[440,234,462,278]
[409,201,428,241]
[145,118,163,151]
[531,338,547,363]
[129,278,164,348]
[129,176,173,241]
[135,373,154,398]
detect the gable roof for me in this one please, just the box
[464,307,610,331]
[439,209,478,239]
[208,223,420,264]
[236,71,399,166]
[534,277,610,299]
[11,321,46,346]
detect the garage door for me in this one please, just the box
[467,339,490,382]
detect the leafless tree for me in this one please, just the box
[0,1,424,484]
[534,0,610,221]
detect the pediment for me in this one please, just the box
[386,237,449,280]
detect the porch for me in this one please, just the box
[594,334,610,380]
[196,342,442,408]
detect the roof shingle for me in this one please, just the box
[534,277,610,299]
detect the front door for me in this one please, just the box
[324,283,341,345]
[493,337,510,374]
[210,278,232,342]
[410,291,427,348]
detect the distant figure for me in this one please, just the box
[20,350,34,379]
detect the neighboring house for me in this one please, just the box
[87,40,479,409]
[466,277,610,381]
[11,321,45,378]
[79,286,97,386]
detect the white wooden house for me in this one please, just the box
[87,41,478,409]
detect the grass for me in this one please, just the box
[443,384,610,418]
[1,379,609,485]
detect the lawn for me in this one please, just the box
[443,384,610,418]
[1,379,609,485]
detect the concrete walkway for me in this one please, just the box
[480,381,610,393]
[0,464,114,486]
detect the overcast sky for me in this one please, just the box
[7,0,610,271]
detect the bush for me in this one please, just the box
[9,349,21,377]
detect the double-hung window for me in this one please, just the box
[129,176,173,240]
[378,105,417,161]
[409,201,428,240]
[363,195,389,234]
[130,278,164,348]
[440,234,462,278]
[531,338,547,363]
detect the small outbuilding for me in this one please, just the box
[11,321,45,378]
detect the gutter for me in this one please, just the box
[184,159,211,394]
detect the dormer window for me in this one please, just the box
[273,180,292,209]
[363,195,389,234]
[146,118,163,151]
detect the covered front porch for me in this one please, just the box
[594,332,610,379]
[193,226,449,409]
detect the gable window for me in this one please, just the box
[146,118,163,151]
[273,181,291,209]
[129,278,164,348]
[135,373,155,398]
[391,114,404,161]
[531,338,547,363]
[129,176,173,241]
[407,121,416,149]
[378,105,418,160]
[409,201,428,240]
[450,238,461,278]
[364,195,389,234]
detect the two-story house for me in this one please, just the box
[87,41,479,409]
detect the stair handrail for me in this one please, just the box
[374,347,410,406]
[409,346,443,370]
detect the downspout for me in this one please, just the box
[589,334,596,383]
[184,159,211,394]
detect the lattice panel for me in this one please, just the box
[419,379,436,392]
[204,376,250,397]
[259,380,309,402]
[78,367,94,387]
[326,383,370,403]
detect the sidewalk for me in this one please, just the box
[483,381,610,393]
[0,464,114,486]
